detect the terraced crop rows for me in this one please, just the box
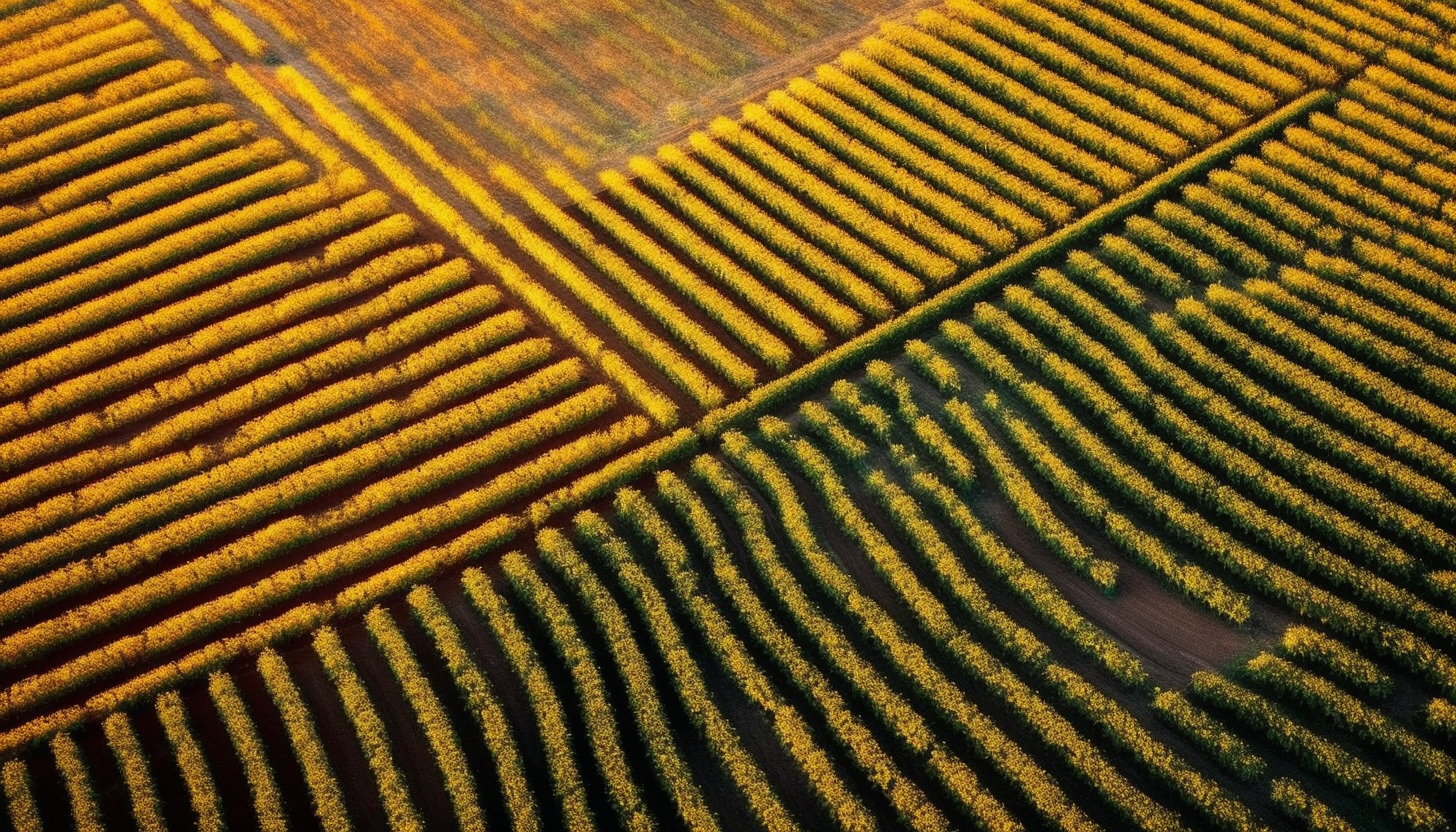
[2,0,1456,828]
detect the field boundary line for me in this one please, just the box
[525,88,1334,525]
[130,0,678,428]
[695,89,1333,436]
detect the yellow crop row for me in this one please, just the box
[0,278,505,547]
[1246,277,1456,411]
[974,0,1247,129]
[0,92,226,202]
[0,0,109,45]
[1188,672,1436,827]
[0,170,369,352]
[487,168,722,410]
[0,407,641,722]
[1059,253,1143,316]
[840,48,1099,214]
[904,339,961,394]
[943,0,1219,143]
[709,113,958,284]
[1181,0,1362,76]
[407,585,540,832]
[103,712,165,832]
[1353,64,1456,145]
[1005,284,1422,579]
[207,673,287,832]
[1269,778,1358,832]
[703,456,1027,827]
[2,212,415,413]
[1343,238,1456,322]
[315,627,426,832]
[51,731,104,832]
[940,396,1117,589]
[1,136,289,267]
[1431,699,1456,737]
[0,188,392,447]
[365,608,486,832]
[1123,215,1230,282]
[547,165,793,371]
[0,38,165,117]
[1265,142,1456,250]
[1310,110,1418,177]
[769,88,1013,255]
[1096,233,1192,297]
[154,690,224,832]
[965,313,1456,691]
[1045,665,1262,832]
[866,31,1137,193]
[1287,123,1441,215]
[256,649,352,832]
[950,640,1180,831]
[815,61,1073,227]
[985,299,1449,641]
[0,115,251,236]
[460,565,595,831]
[0,242,472,492]
[632,151,869,331]
[0,17,150,91]
[983,388,1247,620]
[950,324,1252,622]
[1203,286,1456,447]
[572,510,801,832]
[495,162,755,391]
[1284,264,1456,374]
[1327,103,1456,201]
[1181,182,1305,261]
[1281,626,1392,698]
[888,21,1159,177]
[505,546,655,832]
[1150,689,1265,781]
[181,0,268,59]
[799,400,868,461]
[788,75,1045,241]
[754,94,994,261]
[1230,155,1384,249]
[677,133,914,311]
[612,494,885,831]
[1245,652,1456,795]
[905,460,1142,685]
[600,166,829,353]
[921,9,1190,159]
[276,65,676,425]
[1,760,41,832]
[722,431,1095,831]
[0,157,309,303]
[1385,48,1456,101]
[1027,0,1279,112]
[660,471,1015,831]
[1148,310,1456,524]
[7,304,519,552]
[0,358,583,650]
[0,3,126,67]
[0,55,189,153]
[1091,0,1308,96]
[0,272,486,527]
[863,363,975,489]
[829,378,893,440]
[790,427,1047,666]
[1041,267,1454,568]
[1152,199,1270,276]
